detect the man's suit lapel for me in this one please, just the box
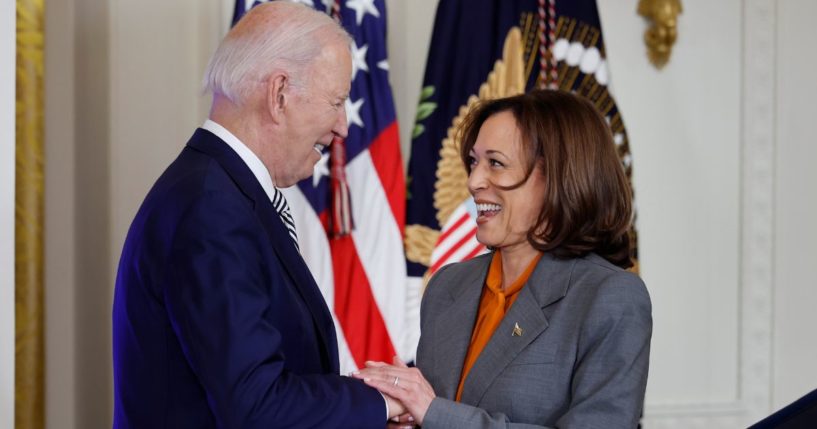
[460,253,574,406]
[187,129,340,372]
[249,182,340,371]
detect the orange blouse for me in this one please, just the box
[455,250,543,402]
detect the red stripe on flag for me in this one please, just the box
[331,234,396,367]
[437,212,470,243]
[463,242,487,261]
[431,227,478,274]
[319,210,329,230]
[367,122,405,232]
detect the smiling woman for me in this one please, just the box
[464,111,548,255]
[354,89,650,428]
[458,90,634,269]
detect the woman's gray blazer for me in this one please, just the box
[416,252,652,428]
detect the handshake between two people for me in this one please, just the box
[351,357,436,427]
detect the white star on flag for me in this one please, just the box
[345,97,365,129]
[245,0,267,13]
[351,42,370,79]
[377,59,389,71]
[290,0,315,6]
[346,0,380,25]
[312,150,330,187]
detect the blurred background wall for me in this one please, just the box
[1,0,811,427]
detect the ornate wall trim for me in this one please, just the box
[738,0,775,423]
[15,0,45,428]
[643,0,776,426]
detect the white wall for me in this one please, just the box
[109,0,225,256]
[1,0,16,427]
[40,0,817,427]
[44,0,78,426]
[385,0,438,160]
[773,0,817,410]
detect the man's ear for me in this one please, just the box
[266,72,288,124]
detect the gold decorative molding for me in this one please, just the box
[638,0,682,69]
[16,0,45,428]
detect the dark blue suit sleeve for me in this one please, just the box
[162,190,385,428]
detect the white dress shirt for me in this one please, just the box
[202,119,278,200]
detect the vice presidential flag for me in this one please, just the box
[234,0,407,374]
[404,0,638,313]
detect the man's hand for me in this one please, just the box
[353,357,435,425]
[387,413,416,428]
[384,392,407,419]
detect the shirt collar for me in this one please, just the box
[486,250,543,296]
[201,119,277,203]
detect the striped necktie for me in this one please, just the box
[271,187,299,251]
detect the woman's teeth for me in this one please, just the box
[476,203,502,214]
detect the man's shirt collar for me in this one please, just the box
[202,119,277,203]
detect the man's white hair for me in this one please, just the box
[202,1,351,105]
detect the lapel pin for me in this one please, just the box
[512,322,523,337]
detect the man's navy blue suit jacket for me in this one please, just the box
[112,129,385,428]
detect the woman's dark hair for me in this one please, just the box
[458,89,634,269]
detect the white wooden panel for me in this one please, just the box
[44,0,79,426]
[773,0,817,411]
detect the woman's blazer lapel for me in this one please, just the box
[458,253,574,406]
[426,259,487,400]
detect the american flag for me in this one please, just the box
[233,0,407,373]
[429,201,486,276]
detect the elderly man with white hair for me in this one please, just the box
[112,2,404,427]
